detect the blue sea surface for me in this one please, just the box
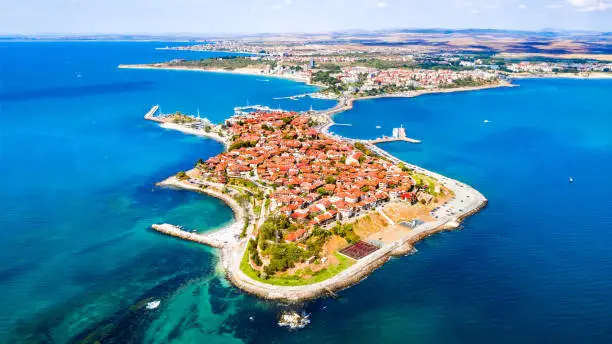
[1,42,612,343]
[0,42,334,343]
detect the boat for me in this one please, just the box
[569,177,574,183]
[376,125,381,129]
[278,310,310,330]
[146,300,161,310]
[483,119,490,123]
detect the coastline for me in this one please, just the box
[159,122,230,149]
[143,104,230,149]
[136,66,495,302]
[222,162,487,302]
[509,72,612,80]
[317,82,515,138]
[118,63,312,84]
[352,81,516,102]
[148,103,488,303]
[153,176,249,248]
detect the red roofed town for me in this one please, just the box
[198,110,417,228]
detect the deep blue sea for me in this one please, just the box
[1,42,612,343]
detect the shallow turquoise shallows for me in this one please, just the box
[2,42,612,343]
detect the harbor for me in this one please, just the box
[143,105,230,147]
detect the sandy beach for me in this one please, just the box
[159,122,229,149]
[118,63,311,84]
[154,176,249,247]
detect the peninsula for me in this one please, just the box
[145,104,487,302]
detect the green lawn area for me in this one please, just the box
[240,251,355,286]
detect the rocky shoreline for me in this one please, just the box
[142,80,488,303]
[151,159,487,303]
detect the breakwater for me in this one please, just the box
[152,223,226,248]
[153,176,251,248]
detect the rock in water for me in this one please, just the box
[278,310,310,330]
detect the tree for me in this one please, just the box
[325,175,337,184]
[229,140,256,151]
[176,171,188,180]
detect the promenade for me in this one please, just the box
[223,165,486,302]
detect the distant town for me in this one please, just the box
[127,38,612,101]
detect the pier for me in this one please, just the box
[365,125,421,144]
[366,136,421,144]
[151,223,227,248]
[144,105,162,122]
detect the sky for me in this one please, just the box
[1,0,611,35]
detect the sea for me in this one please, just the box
[1,42,612,343]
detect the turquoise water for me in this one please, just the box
[0,42,334,343]
[2,42,612,343]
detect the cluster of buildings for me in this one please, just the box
[335,67,498,90]
[508,61,612,74]
[198,111,422,237]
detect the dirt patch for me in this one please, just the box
[353,212,390,238]
[384,202,434,223]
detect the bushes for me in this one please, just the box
[305,226,331,257]
[228,140,256,151]
[176,171,188,180]
[317,187,330,196]
[258,215,294,243]
[240,219,249,238]
[331,223,360,244]
[264,243,306,275]
[247,238,262,266]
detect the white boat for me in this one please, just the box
[569,177,574,183]
[483,119,490,123]
[376,125,381,129]
[146,300,161,310]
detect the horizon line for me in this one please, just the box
[1,27,611,38]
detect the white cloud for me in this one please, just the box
[545,3,566,8]
[376,1,388,8]
[284,0,292,4]
[470,8,480,14]
[518,3,527,9]
[456,0,474,8]
[566,0,612,11]
[269,4,283,10]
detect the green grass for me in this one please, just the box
[240,251,355,286]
